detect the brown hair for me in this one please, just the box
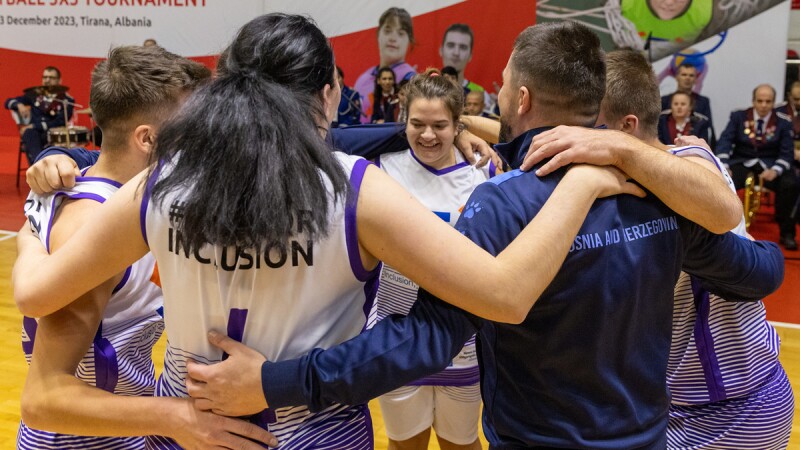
[378,7,415,47]
[670,91,694,107]
[90,45,211,149]
[441,23,474,50]
[404,68,463,123]
[510,21,605,127]
[602,49,661,139]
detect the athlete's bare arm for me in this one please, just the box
[355,163,643,323]
[14,163,642,327]
[18,187,276,447]
[22,285,277,448]
[521,126,742,234]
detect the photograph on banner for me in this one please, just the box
[536,0,786,62]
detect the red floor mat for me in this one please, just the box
[747,203,800,325]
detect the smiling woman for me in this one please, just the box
[369,68,499,450]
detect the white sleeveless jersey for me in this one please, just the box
[368,149,494,386]
[667,145,780,404]
[18,173,164,450]
[144,153,378,449]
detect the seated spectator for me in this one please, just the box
[5,66,74,163]
[397,79,410,122]
[660,63,714,140]
[371,66,400,124]
[777,80,800,165]
[777,80,800,142]
[716,84,799,250]
[658,91,710,145]
[464,90,499,120]
[335,66,362,127]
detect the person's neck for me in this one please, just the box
[86,147,148,184]
[516,116,585,137]
[427,146,458,170]
[457,71,465,85]
[674,115,689,125]
[643,136,669,151]
[379,58,401,69]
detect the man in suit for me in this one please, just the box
[716,84,799,250]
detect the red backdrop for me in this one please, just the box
[0,0,536,138]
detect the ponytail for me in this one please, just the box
[148,13,348,252]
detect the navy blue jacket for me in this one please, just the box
[661,92,712,124]
[262,128,784,449]
[715,108,794,175]
[776,102,800,141]
[336,85,362,127]
[5,92,74,132]
[38,123,411,166]
[661,93,715,146]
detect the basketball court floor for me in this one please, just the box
[0,201,797,449]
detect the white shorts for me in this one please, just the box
[378,384,481,445]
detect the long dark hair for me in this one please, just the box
[149,13,349,251]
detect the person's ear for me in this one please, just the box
[133,124,156,155]
[619,114,640,135]
[518,86,532,116]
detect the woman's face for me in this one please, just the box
[378,17,410,66]
[671,94,691,120]
[649,0,691,20]
[406,97,457,169]
[378,71,395,93]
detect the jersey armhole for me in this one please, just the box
[344,158,382,281]
[140,164,162,247]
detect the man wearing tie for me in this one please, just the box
[716,84,799,249]
[776,81,800,155]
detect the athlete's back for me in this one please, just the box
[18,174,164,450]
[666,146,793,449]
[145,153,378,449]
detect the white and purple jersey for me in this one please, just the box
[18,171,164,450]
[666,146,792,448]
[143,153,378,449]
[369,149,494,386]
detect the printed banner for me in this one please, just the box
[0,0,535,136]
[536,0,787,62]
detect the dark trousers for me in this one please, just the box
[730,162,800,237]
[21,128,47,164]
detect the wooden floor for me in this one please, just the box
[0,232,795,449]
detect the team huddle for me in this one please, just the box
[10,12,792,450]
